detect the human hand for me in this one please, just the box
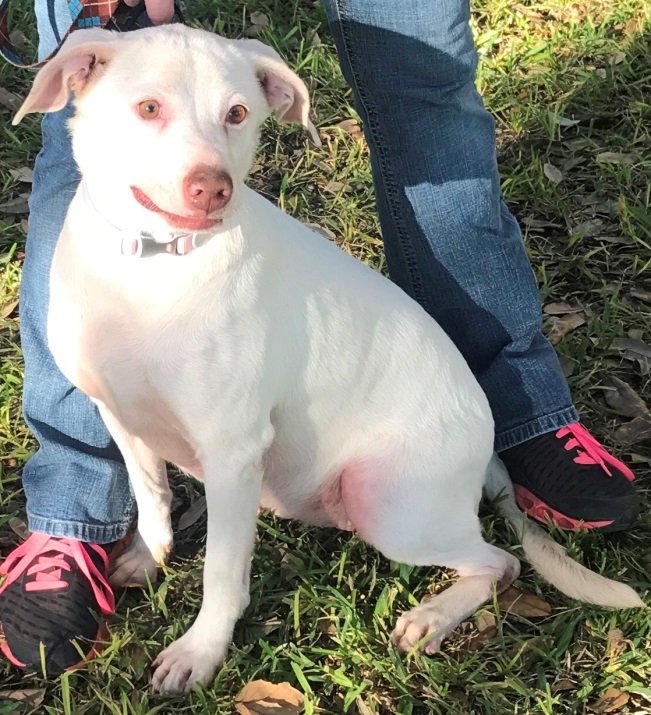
[122,0,175,25]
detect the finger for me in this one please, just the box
[144,0,175,24]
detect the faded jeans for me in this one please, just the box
[21,0,578,542]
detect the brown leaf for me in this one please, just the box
[546,313,586,345]
[543,162,563,184]
[0,299,18,319]
[552,679,576,693]
[177,496,206,530]
[475,611,496,632]
[543,302,581,315]
[0,196,30,214]
[0,689,45,706]
[9,517,30,541]
[316,617,337,636]
[624,18,637,36]
[337,118,363,138]
[613,416,651,445]
[607,628,627,659]
[250,11,270,26]
[497,586,552,618]
[323,180,346,194]
[9,167,33,183]
[596,152,636,165]
[304,223,336,242]
[355,697,374,715]
[611,52,626,66]
[603,376,649,418]
[0,87,21,111]
[616,337,651,375]
[590,688,629,714]
[235,680,304,715]
[559,354,577,378]
[630,287,651,303]
[467,624,497,652]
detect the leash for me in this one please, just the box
[0,0,183,68]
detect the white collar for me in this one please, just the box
[80,181,219,258]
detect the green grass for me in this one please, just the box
[1,0,651,712]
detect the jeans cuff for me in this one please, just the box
[495,406,580,452]
[26,515,133,544]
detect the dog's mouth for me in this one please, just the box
[130,187,221,231]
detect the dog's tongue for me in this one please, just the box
[130,187,219,231]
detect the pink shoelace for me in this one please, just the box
[557,423,635,482]
[0,533,115,615]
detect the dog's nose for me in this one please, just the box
[183,166,233,213]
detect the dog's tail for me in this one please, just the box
[485,455,644,609]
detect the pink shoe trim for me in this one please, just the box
[556,423,635,481]
[0,534,115,615]
[514,485,614,531]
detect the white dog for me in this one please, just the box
[15,24,643,693]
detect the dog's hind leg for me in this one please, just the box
[340,459,520,654]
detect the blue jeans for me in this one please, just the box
[23,0,577,542]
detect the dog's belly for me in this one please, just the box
[260,472,354,531]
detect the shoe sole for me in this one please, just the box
[513,485,633,532]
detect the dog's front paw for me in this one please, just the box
[151,629,226,693]
[109,532,160,588]
[391,604,451,655]
[138,511,174,566]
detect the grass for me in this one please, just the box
[1,0,651,713]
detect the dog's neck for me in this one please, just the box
[79,180,220,258]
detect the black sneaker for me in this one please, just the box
[0,533,115,674]
[500,422,639,532]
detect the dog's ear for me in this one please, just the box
[239,39,321,146]
[13,29,119,125]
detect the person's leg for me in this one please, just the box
[0,7,134,674]
[322,0,638,530]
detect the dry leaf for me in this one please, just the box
[304,223,336,242]
[559,354,577,378]
[9,517,30,541]
[616,337,651,375]
[316,617,337,636]
[543,162,563,184]
[590,688,629,714]
[607,628,627,659]
[0,196,30,214]
[235,680,304,715]
[611,52,626,65]
[323,180,345,194]
[497,586,552,617]
[467,624,497,651]
[596,152,636,165]
[543,302,581,315]
[475,611,496,632]
[0,87,21,111]
[546,313,586,345]
[630,287,651,303]
[556,116,581,128]
[603,376,649,418]
[10,167,33,183]
[624,18,637,36]
[552,679,576,693]
[177,496,207,530]
[250,11,270,27]
[355,696,374,715]
[0,299,18,319]
[20,218,29,233]
[336,118,363,139]
[0,689,45,706]
[614,416,651,445]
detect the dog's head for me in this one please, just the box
[15,25,318,232]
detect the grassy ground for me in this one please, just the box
[1,0,651,713]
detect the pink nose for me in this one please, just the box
[183,166,233,213]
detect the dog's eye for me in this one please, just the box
[138,100,161,119]
[226,104,248,125]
